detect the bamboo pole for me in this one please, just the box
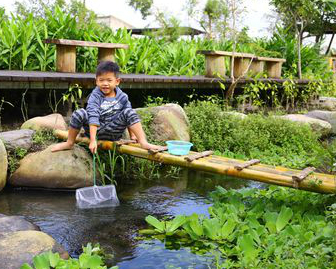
[54,130,336,194]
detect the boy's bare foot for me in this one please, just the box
[51,142,74,152]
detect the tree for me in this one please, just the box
[14,0,96,25]
[200,0,229,39]
[270,0,317,79]
[127,0,153,19]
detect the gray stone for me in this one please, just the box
[136,104,190,142]
[0,140,7,191]
[9,144,100,189]
[0,216,39,234]
[21,113,67,131]
[306,110,336,134]
[0,129,35,151]
[310,97,336,111]
[0,230,68,269]
[280,114,332,136]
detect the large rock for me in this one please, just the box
[136,104,190,142]
[306,110,336,134]
[21,113,67,131]
[0,230,68,269]
[0,139,7,191]
[310,97,336,111]
[9,144,99,188]
[0,129,35,151]
[280,114,332,136]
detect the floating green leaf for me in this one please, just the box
[276,206,293,232]
[145,215,165,233]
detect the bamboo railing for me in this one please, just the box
[54,130,336,194]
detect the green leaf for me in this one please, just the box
[87,255,103,268]
[189,219,203,237]
[145,215,165,233]
[221,218,236,239]
[33,252,50,269]
[165,215,186,234]
[238,234,259,261]
[20,264,34,269]
[265,211,277,234]
[276,206,293,232]
[48,252,60,267]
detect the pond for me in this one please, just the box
[0,169,258,269]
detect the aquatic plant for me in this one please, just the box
[20,243,118,269]
[140,186,336,268]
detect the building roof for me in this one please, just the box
[97,15,134,30]
[127,26,206,36]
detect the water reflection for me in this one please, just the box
[0,169,248,268]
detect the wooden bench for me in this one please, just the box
[44,39,129,73]
[251,56,286,78]
[197,50,255,78]
[198,50,286,79]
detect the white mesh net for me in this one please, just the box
[75,185,120,209]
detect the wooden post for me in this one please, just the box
[98,48,116,63]
[56,45,76,73]
[265,61,284,78]
[233,57,252,78]
[205,55,226,78]
[250,59,265,76]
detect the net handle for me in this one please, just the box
[93,153,97,186]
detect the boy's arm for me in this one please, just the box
[89,124,98,153]
[127,127,137,141]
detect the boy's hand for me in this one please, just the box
[89,140,97,154]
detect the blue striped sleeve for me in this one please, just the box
[86,87,102,126]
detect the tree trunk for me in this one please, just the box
[325,34,335,55]
[297,28,302,80]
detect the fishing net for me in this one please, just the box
[76,185,119,209]
[75,153,119,209]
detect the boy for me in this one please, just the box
[52,61,161,153]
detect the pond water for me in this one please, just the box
[0,169,256,269]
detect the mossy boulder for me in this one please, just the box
[21,113,67,131]
[280,114,332,136]
[0,139,7,191]
[0,230,68,269]
[137,103,190,142]
[306,110,336,134]
[9,144,99,189]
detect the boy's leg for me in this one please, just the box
[128,121,162,150]
[51,127,80,152]
[106,108,162,150]
[51,108,89,152]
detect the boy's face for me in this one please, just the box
[96,72,120,97]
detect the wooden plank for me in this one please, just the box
[234,159,260,171]
[197,50,255,58]
[148,146,168,154]
[45,39,129,49]
[257,56,286,62]
[292,167,316,182]
[185,151,213,162]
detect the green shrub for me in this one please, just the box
[185,100,325,169]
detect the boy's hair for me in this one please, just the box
[96,61,120,77]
